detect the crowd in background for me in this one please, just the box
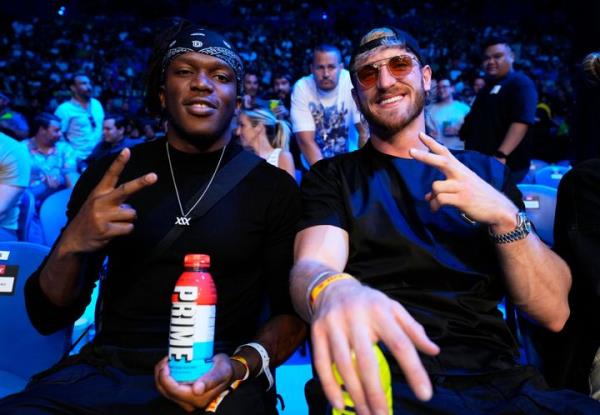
[0,1,576,160]
[0,1,588,242]
[1,2,600,411]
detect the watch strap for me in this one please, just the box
[489,211,532,244]
[235,342,274,390]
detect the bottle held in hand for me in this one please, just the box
[168,254,217,382]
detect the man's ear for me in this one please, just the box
[256,121,266,135]
[422,65,432,92]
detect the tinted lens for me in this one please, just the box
[356,55,416,88]
[356,65,379,88]
[387,56,414,77]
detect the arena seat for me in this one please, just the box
[0,241,71,398]
[517,184,558,246]
[39,188,72,246]
[16,189,35,242]
[534,165,571,188]
[529,159,549,171]
[522,159,549,184]
[37,187,100,354]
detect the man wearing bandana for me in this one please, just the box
[0,22,305,414]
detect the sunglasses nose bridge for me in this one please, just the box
[375,62,400,88]
[357,56,414,89]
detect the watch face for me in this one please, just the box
[519,212,532,233]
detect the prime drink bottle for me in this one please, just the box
[168,254,217,382]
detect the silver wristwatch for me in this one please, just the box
[489,211,532,244]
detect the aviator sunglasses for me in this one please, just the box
[354,55,420,89]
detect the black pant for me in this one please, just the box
[307,366,600,414]
[0,362,277,415]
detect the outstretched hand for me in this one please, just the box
[60,148,157,254]
[312,278,440,415]
[409,132,517,228]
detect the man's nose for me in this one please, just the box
[190,72,214,90]
[377,65,397,89]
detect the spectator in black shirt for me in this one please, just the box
[571,51,600,165]
[533,51,600,398]
[461,36,538,183]
[85,113,143,167]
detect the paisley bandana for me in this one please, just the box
[162,27,244,86]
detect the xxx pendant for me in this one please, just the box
[166,142,227,229]
[175,216,191,226]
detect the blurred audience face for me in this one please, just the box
[273,76,291,100]
[483,43,514,79]
[143,123,156,140]
[437,79,453,102]
[473,77,485,93]
[244,73,260,97]
[38,120,62,146]
[102,118,125,144]
[311,51,343,92]
[235,113,260,148]
[71,75,93,101]
[127,120,141,138]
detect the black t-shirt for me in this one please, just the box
[25,138,301,371]
[538,159,600,391]
[572,69,600,164]
[461,71,538,171]
[299,141,525,375]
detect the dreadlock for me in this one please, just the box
[144,19,195,117]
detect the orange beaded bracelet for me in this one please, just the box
[309,273,355,307]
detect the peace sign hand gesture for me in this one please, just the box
[409,132,518,232]
[60,148,158,254]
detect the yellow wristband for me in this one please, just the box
[230,355,250,381]
[309,273,355,307]
[206,379,242,412]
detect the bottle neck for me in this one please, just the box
[185,266,209,272]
